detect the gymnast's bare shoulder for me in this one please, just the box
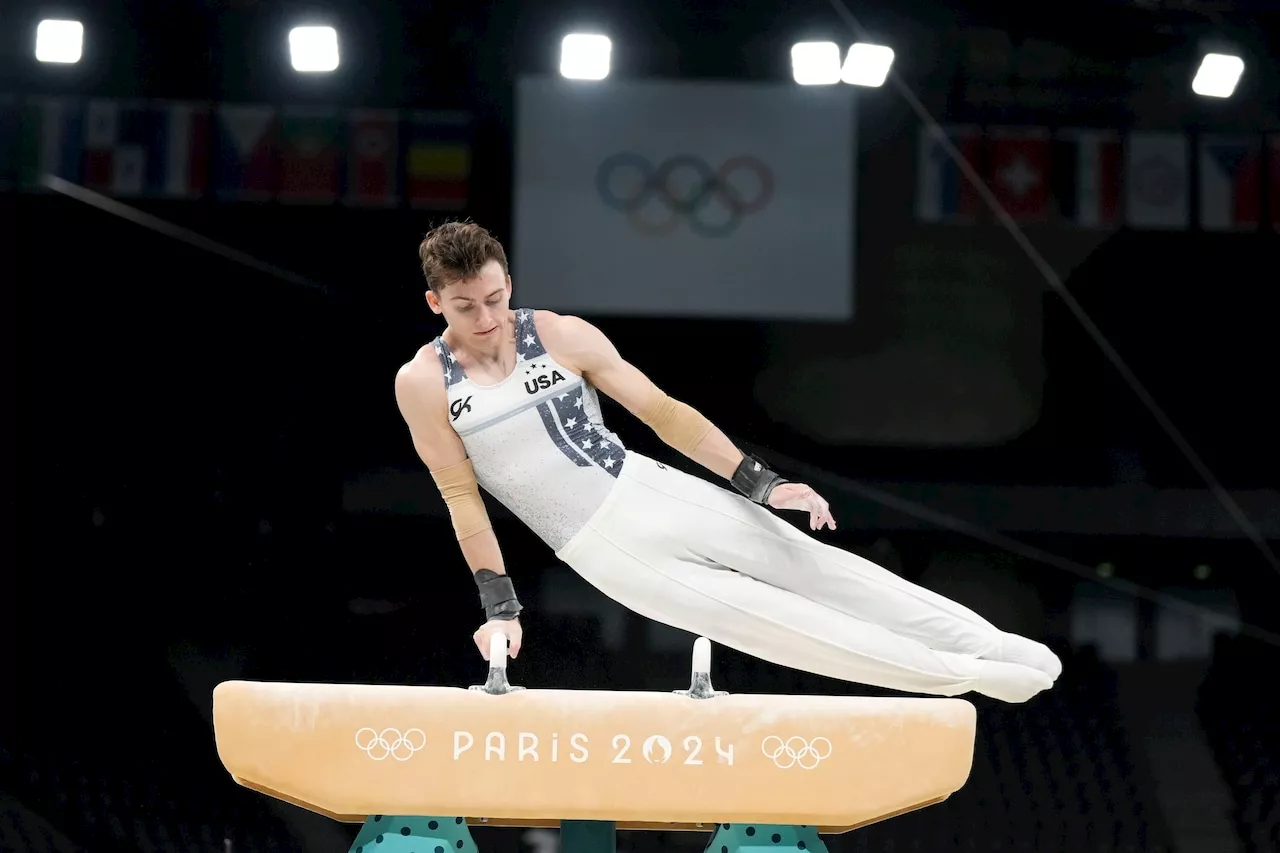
[395,344,447,401]
[393,346,466,469]
[530,309,614,368]
[532,310,662,417]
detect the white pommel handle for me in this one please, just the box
[692,636,711,675]
[489,631,508,668]
[675,637,723,699]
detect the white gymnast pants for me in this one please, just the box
[555,453,1061,703]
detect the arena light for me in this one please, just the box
[1191,52,1243,98]
[35,19,83,64]
[842,42,894,87]
[560,33,611,80]
[791,42,841,85]
[289,25,340,73]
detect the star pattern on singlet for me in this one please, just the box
[434,308,625,477]
[548,386,623,475]
[515,309,545,359]
[433,340,463,389]
[515,309,624,477]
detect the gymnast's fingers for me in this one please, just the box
[807,492,825,530]
[806,493,830,531]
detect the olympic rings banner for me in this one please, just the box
[512,77,856,321]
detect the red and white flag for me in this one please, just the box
[984,126,1051,222]
[345,109,399,207]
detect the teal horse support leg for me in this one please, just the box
[345,818,825,853]
[348,816,479,853]
[704,823,828,853]
[346,817,619,853]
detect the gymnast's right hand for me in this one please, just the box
[474,618,522,661]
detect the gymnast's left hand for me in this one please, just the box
[767,483,836,531]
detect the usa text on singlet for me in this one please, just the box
[433,308,628,551]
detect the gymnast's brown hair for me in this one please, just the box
[417,220,510,293]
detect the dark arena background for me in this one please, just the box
[3,1,1280,852]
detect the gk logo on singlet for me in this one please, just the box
[450,396,473,421]
[524,370,567,395]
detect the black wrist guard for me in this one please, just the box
[731,453,788,504]
[474,569,522,621]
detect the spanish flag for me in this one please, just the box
[404,110,471,210]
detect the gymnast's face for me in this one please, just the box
[426,259,513,343]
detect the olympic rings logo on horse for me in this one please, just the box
[595,153,774,238]
[355,727,426,761]
[760,735,832,769]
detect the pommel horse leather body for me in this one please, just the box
[213,637,977,852]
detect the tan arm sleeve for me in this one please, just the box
[429,458,493,541]
[637,382,715,456]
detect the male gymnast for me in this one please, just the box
[394,221,1062,703]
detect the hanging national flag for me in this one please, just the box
[1198,135,1261,231]
[1051,129,1121,228]
[16,97,85,190]
[1125,131,1189,230]
[344,109,399,207]
[0,95,18,188]
[404,111,472,210]
[211,104,278,200]
[159,101,211,199]
[983,126,1051,222]
[915,124,981,223]
[79,99,210,198]
[277,107,341,204]
[81,99,123,192]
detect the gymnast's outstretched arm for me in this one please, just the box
[543,312,835,531]
[394,356,524,658]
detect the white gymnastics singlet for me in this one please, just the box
[433,308,628,551]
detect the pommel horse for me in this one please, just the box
[212,635,976,853]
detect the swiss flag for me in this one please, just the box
[984,127,1051,222]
